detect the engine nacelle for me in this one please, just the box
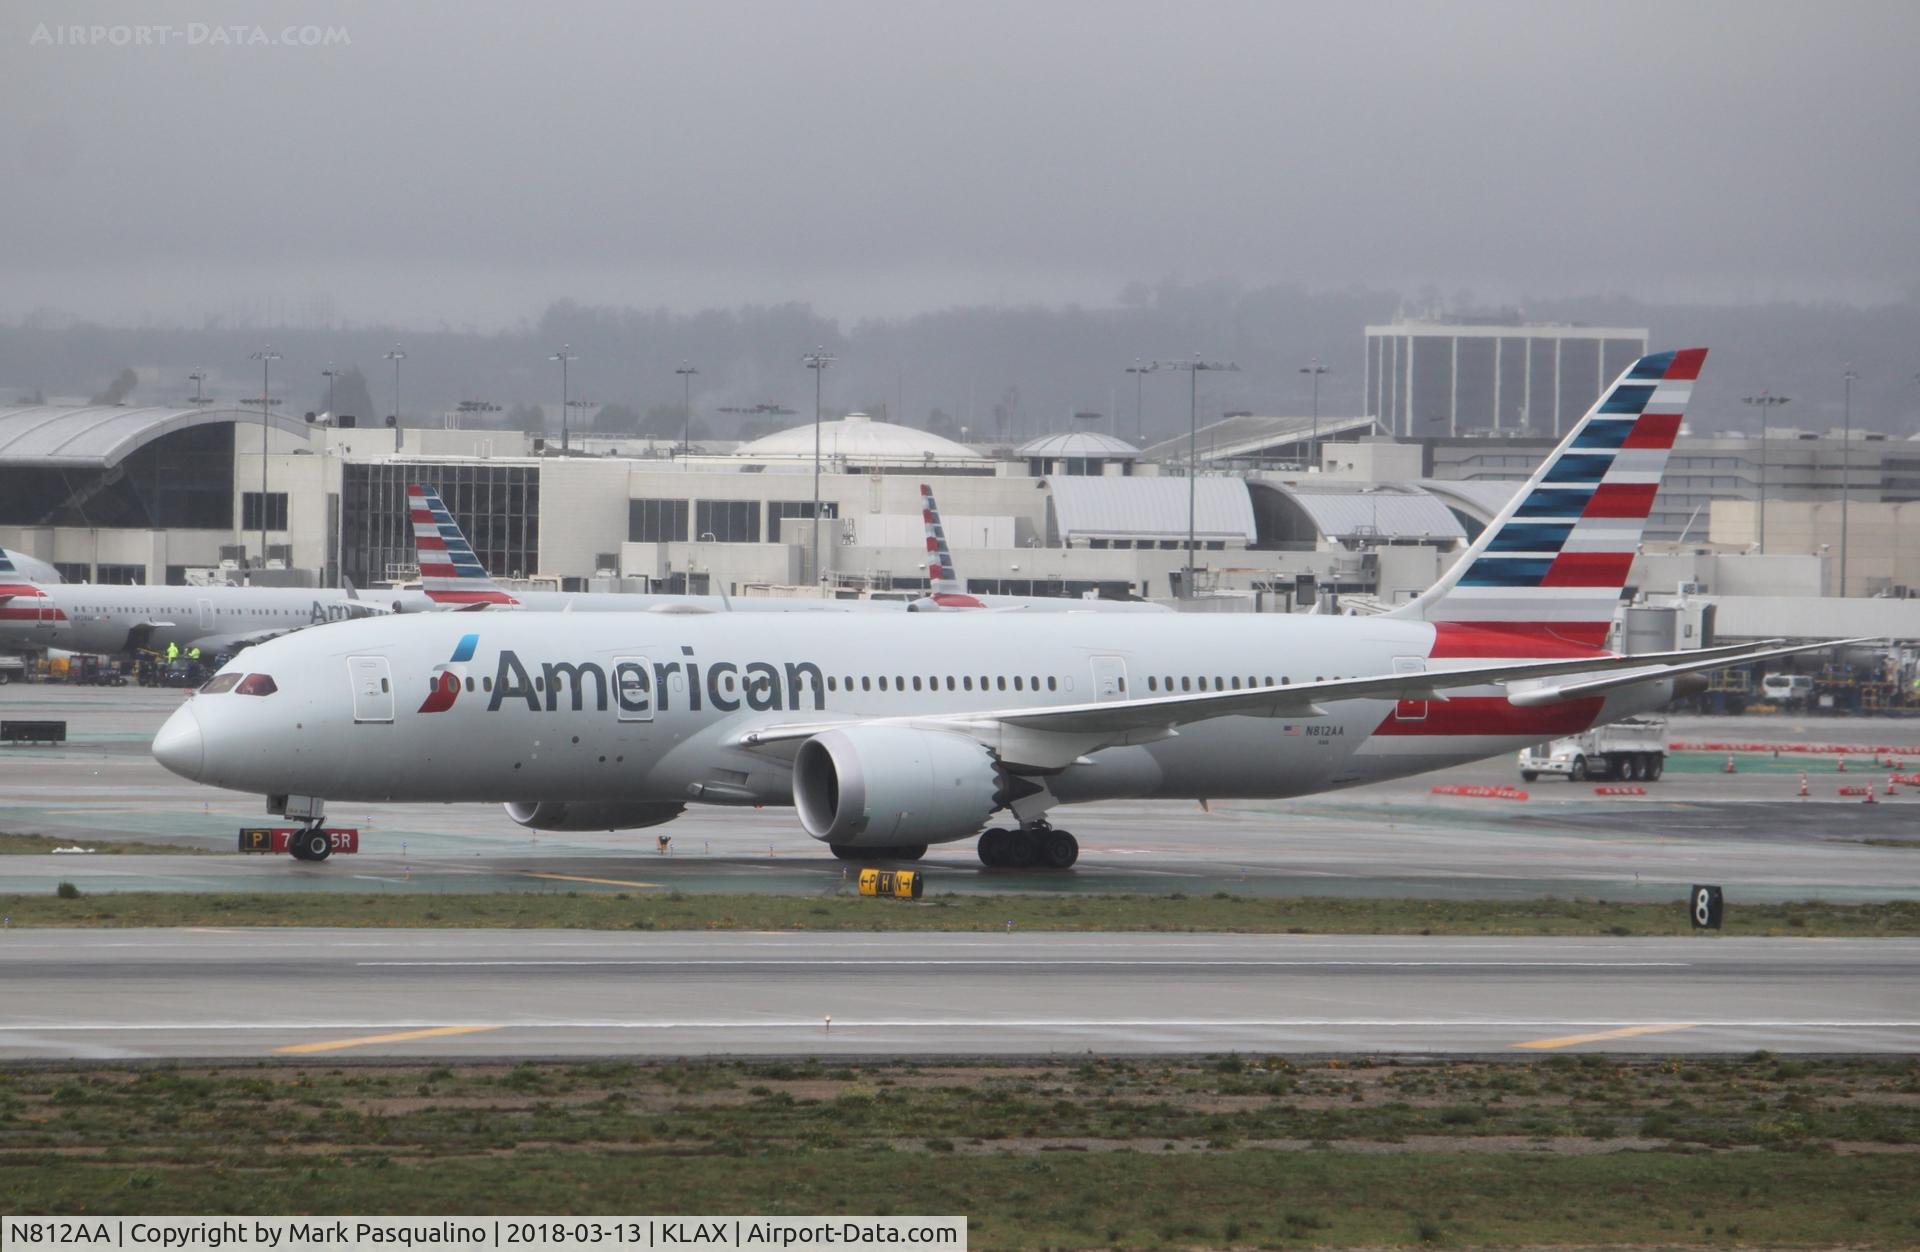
[793,726,1005,847]
[503,801,685,832]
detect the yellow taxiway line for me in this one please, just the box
[521,871,661,889]
[1511,1023,1696,1050]
[275,1025,499,1055]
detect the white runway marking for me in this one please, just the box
[4,1018,1916,1033]
[353,958,1693,969]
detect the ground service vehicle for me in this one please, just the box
[1519,716,1668,782]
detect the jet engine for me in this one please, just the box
[503,801,685,832]
[793,726,1006,847]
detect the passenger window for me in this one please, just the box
[996,676,1007,691]
[1118,677,1127,692]
[862,677,871,691]
[896,675,905,690]
[1181,677,1191,692]
[912,676,922,691]
[380,677,390,693]
[484,676,493,691]
[1013,677,1023,691]
[1148,677,1158,692]
[963,676,973,691]
[828,676,838,691]
[946,677,956,690]
[465,676,475,692]
[1047,676,1057,691]
[1231,677,1241,689]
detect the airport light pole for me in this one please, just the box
[1841,365,1857,597]
[676,361,700,456]
[250,348,282,565]
[321,365,338,418]
[1124,361,1156,442]
[1160,355,1239,599]
[383,347,406,448]
[1741,391,1789,556]
[188,371,206,406]
[803,349,836,591]
[549,345,578,453]
[1300,358,1330,470]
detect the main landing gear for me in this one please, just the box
[977,823,1078,870]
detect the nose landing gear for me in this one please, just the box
[288,824,333,862]
[978,823,1077,870]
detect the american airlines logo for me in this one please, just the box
[418,633,479,713]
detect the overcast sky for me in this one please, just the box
[4,0,1916,327]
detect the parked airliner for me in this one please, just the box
[153,349,1850,867]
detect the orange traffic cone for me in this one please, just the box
[1724,754,1737,774]
[1837,756,1847,772]
[1887,776,1899,797]
[1864,787,1878,805]
[1798,773,1810,798]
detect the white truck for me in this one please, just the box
[1518,716,1668,783]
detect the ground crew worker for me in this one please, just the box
[166,641,179,662]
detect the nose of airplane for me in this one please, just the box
[152,702,204,781]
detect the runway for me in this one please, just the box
[3,689,1919,902]
[2,929,1915,1059]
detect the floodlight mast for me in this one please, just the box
[1157,356,1240,599]
[549,345,578,452]
[249,348,282,565]
[803,350,836,592]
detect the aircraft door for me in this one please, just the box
[1090,655,1130,702]
[613,656,653,722]
[1392,656,1428,721]
[347,656,395,723]
[197,598,214,630]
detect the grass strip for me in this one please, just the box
[1,890,1917,935]
[0,831,217,856]
[2,1057,1916,1244]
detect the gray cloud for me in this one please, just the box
[3,0,1916,325]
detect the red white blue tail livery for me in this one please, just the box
[408,484,518,606]
[1392,348,1704,657]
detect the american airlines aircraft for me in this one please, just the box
[152,349,1847,867]
[0,569,392,657]
[905,483,1163,613]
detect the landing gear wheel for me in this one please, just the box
[1569,756,1588,782]
[289,828,332,862]
[1004,828,1038,869]
[977,829,1010,868]
[1039,830,1079,869]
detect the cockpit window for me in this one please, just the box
[199,673,243,695]
[235,673,279,697]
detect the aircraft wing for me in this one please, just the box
[1504,637,1869,707]
[734,636,1860,770]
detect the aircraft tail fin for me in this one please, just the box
[919,482,985,609]
[0,548,46,601]
[407,484,518,606]
[1388,348,1706,656]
